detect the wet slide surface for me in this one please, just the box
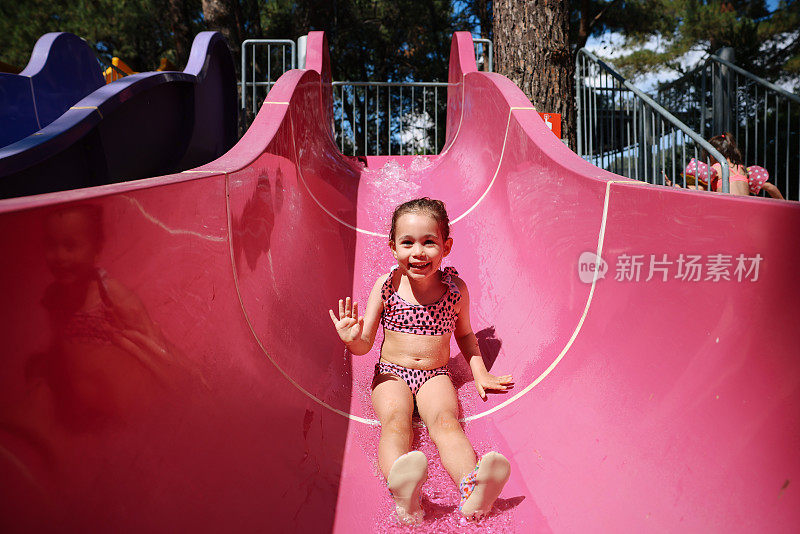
[1,31,799,532]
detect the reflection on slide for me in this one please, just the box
[0,31,798,533]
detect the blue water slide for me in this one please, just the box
[0,32,105,148]
[0,31,237,199]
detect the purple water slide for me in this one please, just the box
[0,32,105,148]
[0,31,798,532]
[0,31,237,199]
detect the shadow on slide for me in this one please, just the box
[0,31,798,532]
[0,31,237,199]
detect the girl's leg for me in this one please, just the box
[372,373,427,524]
[416,375,509,520]
[414,374,476,483]
[371,373,415,479]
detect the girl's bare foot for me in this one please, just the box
[387,451,428,525]
[459,451,511,521]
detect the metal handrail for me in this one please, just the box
[577,48,729,192]
[657,51,799,200]
[659,54,800,105]
[709,54,800,104]
[94,54,130,80]
[104,61,129,78]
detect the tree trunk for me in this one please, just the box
[494,0,577,150]
[202,0,244,57]
[167,0,192,66]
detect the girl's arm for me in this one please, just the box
[329,274,386,355]
[761,182,784,199]
[452,279,514,400]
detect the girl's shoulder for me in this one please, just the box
[441,267,468,295]
[452,275,468,296]
[373,271,394,300]
[372,271,392,290]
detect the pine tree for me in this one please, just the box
[0,0,203,71]
[589,0,800,88]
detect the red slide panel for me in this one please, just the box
[1,31,799,532]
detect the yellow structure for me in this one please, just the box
[103,57,136,83]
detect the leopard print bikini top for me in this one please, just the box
[381,266,461,335]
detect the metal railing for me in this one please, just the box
[240,39,296,123]
[331,39,492,155]
[658,50,800,200]
[238,35,493,155]
[332,81,450,156]
[576,48,729,192]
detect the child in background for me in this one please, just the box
[329,198,513,524]
[702,133,784,199]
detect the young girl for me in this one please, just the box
[703,133,784,199]
[329,198,513,524]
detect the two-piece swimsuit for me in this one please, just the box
[375,266,461,395]
[711,162,748,192]
[44,268,116,345]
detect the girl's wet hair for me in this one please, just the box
[389,198,450,242]
[702,132,744,166]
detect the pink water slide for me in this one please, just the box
[1,31,798,532]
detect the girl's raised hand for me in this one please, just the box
[328,297,364,344]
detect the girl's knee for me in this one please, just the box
[382,413,412,436]
[428,411,462,436]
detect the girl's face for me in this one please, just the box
[44,210,99,284]
[390,212,452,280]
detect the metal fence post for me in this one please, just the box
[713,47,735,135]
[575,53,583,156]
[297,35,307,69]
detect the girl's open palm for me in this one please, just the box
[474,371,514,401]
[329,297,364,344]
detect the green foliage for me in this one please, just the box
[0,0,204,71]
[1,0,475,81]
[275,0,472,82]
[594,0,800,85]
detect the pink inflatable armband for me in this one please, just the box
[747,165,769,195]
[683,158,715,186]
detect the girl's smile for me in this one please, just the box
[390,213,452,279]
